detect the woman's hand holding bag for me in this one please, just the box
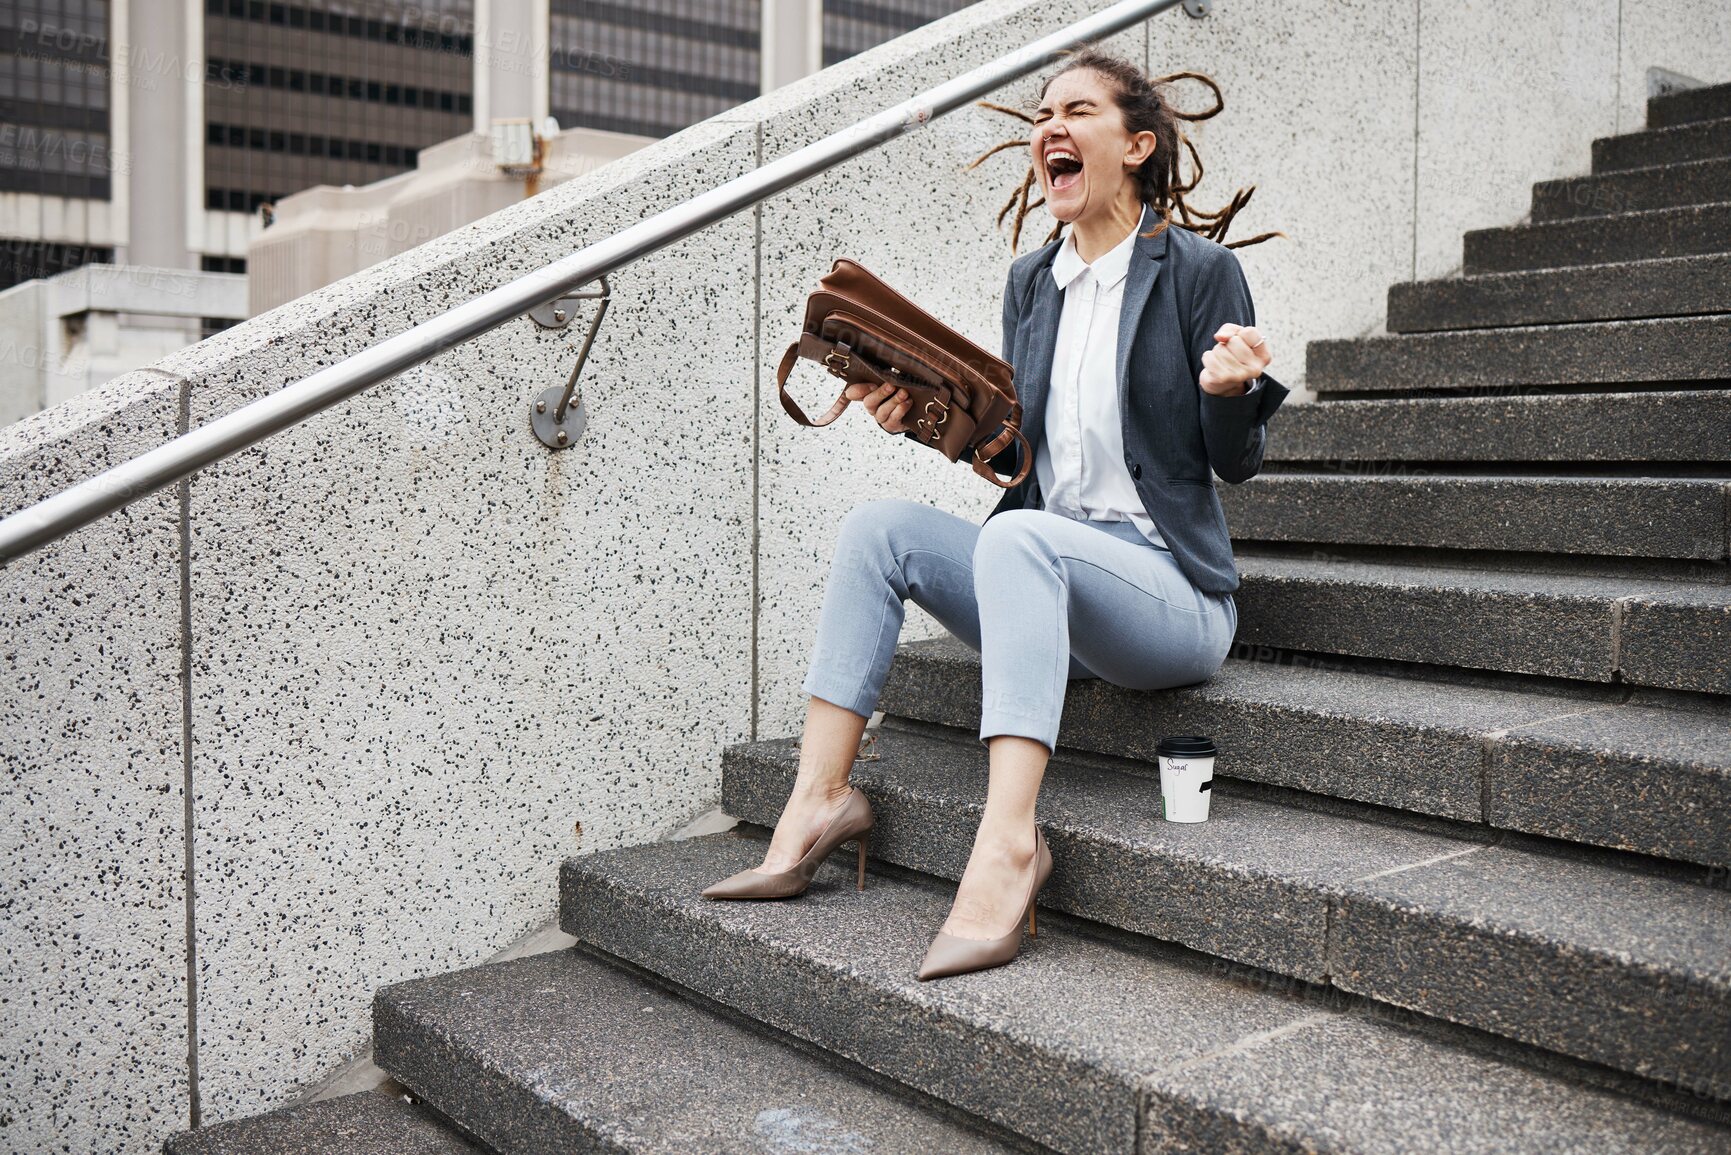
[845,380,916,433]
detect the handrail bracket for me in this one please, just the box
[528,275,611,450]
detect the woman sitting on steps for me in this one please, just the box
[701,44,1290,982]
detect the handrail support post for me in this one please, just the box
[528,275,611,449]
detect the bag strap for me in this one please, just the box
[776,333,889,427]
[975,400,1020,457]
[969,425,1032,487]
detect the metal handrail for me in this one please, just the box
[0,0,1189,565]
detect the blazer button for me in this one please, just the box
[1131,463,1142,479]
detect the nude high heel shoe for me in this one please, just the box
[916,826,1053,981]
[700,785,875,899]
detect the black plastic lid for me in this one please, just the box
[1156,735,1218,758]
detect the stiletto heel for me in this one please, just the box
[916,826,1053,981]
[700,785,875,900]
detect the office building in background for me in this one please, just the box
[0,0,975,425]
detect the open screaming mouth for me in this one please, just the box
[1047,148,1083,191]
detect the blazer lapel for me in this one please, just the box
[1020,262,1062,444]
[1115,210,1169,416]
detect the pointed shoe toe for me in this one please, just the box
[916,928,1019,981]
[700,867,804,900]
[699,785,875,901]
[915,826,1054,981]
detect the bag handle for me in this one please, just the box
[778,333,900,427]
[970,426,1032,488]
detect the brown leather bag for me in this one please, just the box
[776,258,1032,488]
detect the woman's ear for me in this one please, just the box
[1125,128,1157,168]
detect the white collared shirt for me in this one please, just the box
[1034,202,1260,550]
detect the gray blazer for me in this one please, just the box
[981,204,1291,596]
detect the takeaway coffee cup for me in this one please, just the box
[1157,736,1219,823]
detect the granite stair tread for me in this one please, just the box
[1305,312,1731,394]
[1229,553,1731,693]
[1218,472,1730,559]
[721,729,1731,1098]
[161,1091,480,1154]
[1593,114,1731,172]
[877,634,1731,867]
[1532,154,1731,222]
[1262,389,1731,463]
[1649,80,1731,130]
[372,945,1027,1154]
[1462,200,1731,274]
[559,834,1731,1155]
[1386,252,1731,332]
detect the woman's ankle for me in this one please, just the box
[789,773,853,805]
[971,820,1038,863]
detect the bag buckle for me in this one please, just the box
[823,344,852,377]
[914,396,950,439]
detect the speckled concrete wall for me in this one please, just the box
[2,0,1727,1150]
[1,374,191,1154]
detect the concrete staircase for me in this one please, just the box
[164,80,1731,1154]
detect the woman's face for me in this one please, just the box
[1031,68,1146,223]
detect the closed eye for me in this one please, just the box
[1034,99,1096,123]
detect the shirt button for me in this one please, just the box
[1131,463,1142,479]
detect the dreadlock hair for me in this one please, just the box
[965,43,1286,254]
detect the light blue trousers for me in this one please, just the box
[800,498,1238,755]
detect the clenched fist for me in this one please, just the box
[1200,323,1272,397]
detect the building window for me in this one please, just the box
[0,1,113,200]
[200,254,248,274]
[203,2,478,211]
[549,0,759,140]
[823,1,980,67]
[0,241,114,292]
